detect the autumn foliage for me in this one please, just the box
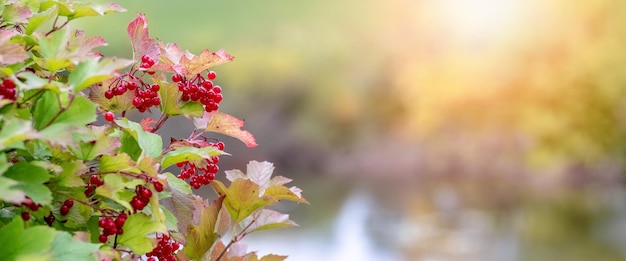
[0,1,306,260]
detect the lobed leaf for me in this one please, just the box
[4,161,52,205]
[194,111,257,148]
[49,232,99,261]
[127,13,159,62]
[2,3,32,24]
[0,219,55,261]
[0,29,28,66]
[115,118,163,158]
[117,213,167,255]
[161,146,222,169]
[210,179,278,222]
[69,57,133,93]
[184,197,223,260]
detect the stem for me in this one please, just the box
[151,114,169,133]
[215,219,257,261]
[19,89,45,105]
[54,191,109,213]
[43,93,74,129]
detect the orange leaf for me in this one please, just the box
[195,111,257,148]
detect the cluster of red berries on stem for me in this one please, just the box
[98,212,127,243]
[176,141,224,189]
[0,78,16,101]
[146,233,180,261]
[18,196,41,221]
[173,70,223,112]
[60,199,74,216]
[140,54,156,72]
[85,175,104,197]
[130,185,152,212]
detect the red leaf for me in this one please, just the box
[0,30,27,65]
[127,13,159,62]
[140,118,156,132]
[194,111,257,148]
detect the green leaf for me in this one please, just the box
[37,26,73,72]
[117,213,167,255]
[157,80,183,115]
[49,232,99,261]
[16,72,63,93]
[0,176,26,204]
[99,153,139,173]
[4,161,52,205]
[25,6,58,35]
[180,101,204,117]
[210,179,278,222]
[161,146,221,169]
[54,160,87,188]
[0,118,38,150]
[68,125,119,160]
[54,95,97,126]
[115,118,163,158]
[40,1,126,20]
[95,174,144,211]
[2,3,32,24]
[32,90,60,130]
[184,198,222,260]
[68,57,133,93]
[0,218,55,261]
[32,91,96,130]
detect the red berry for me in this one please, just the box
[99,235,108,243]
[21,212,30,221]
[132,97,142,107]
[150,84,160,92]
[90,175,103,186]
[60,205,70,215]
[172,74,183,82]
[138,187,153,201]
[3,78,16,89]
[216,141,225,150]
[104,112,115,122]
[207,71,217,80]
[104,90,114,99]
[63,199,74,208]
[127,82,137,90]
[44,214,55,225]
[212,85,222,93]
[153,181,164,192]
[202,81,213,89]
[130,197,146,211]
[141,55,152,64]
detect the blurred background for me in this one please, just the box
[80,0,626,260]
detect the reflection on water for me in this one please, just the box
[245,189,400,261]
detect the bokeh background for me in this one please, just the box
[81,0,626,260]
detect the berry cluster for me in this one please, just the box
[60,199,74,216]
[18,196,41,221]
[0,78,16,101]
[146,233,180,261]
[103,77,162,113]
[130,185,152,212]
[173,71,223,112]
[98,212,127,243]
[140,55,156,71]
[176,141,224,189]
[85,175,104,197]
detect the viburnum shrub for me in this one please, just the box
[0,1,307,260]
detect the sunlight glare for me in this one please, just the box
[437,0,528,43]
